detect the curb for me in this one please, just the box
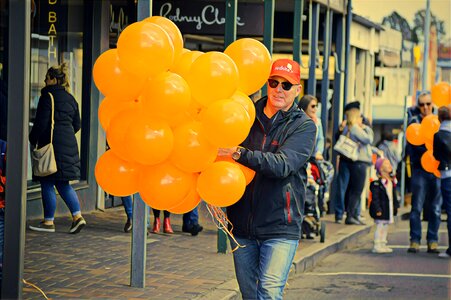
[196,223,371,300]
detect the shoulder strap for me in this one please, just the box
[48,92,55,142]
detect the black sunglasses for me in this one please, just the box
[268,79,298,91]
[418,102,432,107]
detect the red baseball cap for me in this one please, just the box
[269,59,301,84]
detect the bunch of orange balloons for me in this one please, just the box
[93,16,272,212]
[406,114,441,177]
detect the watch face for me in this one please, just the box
[232,150,240,160]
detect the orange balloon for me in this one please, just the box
[95,151,140,196]
[201,99,251,147]
[144,16,184,67]
[117,21,174,78]
[230,91,256,125]
[224,38,272,95]
[420,115,440,145]
[106,108,137,161]
[141,72,191,122]
[168,176,201,214]
[433,169,441,178]
[431,82,451,107]
[98,97,141,131]
[425,140,433,151]
[197,161,246,207]
[139,162,195,210]
[170,121,217,172]
[187,51,239,107]
[93,49,146,100]
[171,50,203,80]
[215,156,255,185]
[405,123,424,146]
[420,150,440,173]
[124,115,174,166]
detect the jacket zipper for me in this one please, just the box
[286,191,292,223]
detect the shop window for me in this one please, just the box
[28,0,84,184]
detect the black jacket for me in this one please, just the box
[29,85,81,181]
[227,97,317,240]
[433,127,451,171]
[369,179,399,220]
[406,110,427,169]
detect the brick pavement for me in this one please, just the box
[23,206,370,299]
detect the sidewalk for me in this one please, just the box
[23,206,371,299]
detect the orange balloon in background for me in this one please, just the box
[168,175,201,214]
[170,121,217,173]
[201,99,251,147]
[230,91,256,126]
[171,50,203,80]
[405,123,424,146]
[95,150,140,196]
[139,162,195,210]
[224,38,272,95]
[124,115,174,166]
[93,49,146,100]
[425,140,433,151]
[117,21,174,78]
[106,108,138,161]
[141,72,191,122]
[187,51,239,107]
[431,82,451,107]
[98,97,141,131]
[421,150,440,173]
[215,156,255,185]
[143,16,184,67]
[433,169,441,178]
[420,114,440,144]
[197,161,246,207]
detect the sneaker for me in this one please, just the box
[124,218,132,233]
[69,217,86,234]
[182,223,203,236]
[407,242,420,253]
[438,252,451,258]
[427,242,440,254]
[29,221,55,233]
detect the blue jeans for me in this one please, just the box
[183,207,199,226]
[441,177,451,254]
[231,237,298,300]
[40,180,81,221]
[334,158,351,220]
[409,167,442,243]
[0,208,4,282]
[121,196,133,219]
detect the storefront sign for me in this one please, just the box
[153,0,263,36]
[48,0,58,60]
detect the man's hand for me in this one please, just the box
[376,211,382,217]
[217,147,237,157]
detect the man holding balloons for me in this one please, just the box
[218,59,317,299]
[406,91,442,254]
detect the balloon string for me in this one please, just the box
[205,204,245,252]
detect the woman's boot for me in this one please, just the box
[163,217,174,234]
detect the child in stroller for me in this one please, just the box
[302,160,329,242]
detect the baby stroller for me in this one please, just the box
[310,159,334,216]
[302,162,326,243]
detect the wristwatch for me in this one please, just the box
[232,147,243,161]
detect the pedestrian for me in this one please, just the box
[0,138,6,291]
[433,105,451,258]
[298,94,324,161]
[217,58,317,299]
[151,209,174,234]
[29,63,86,234]
[333,101,374,225]
[121,195,133,233]
[182,207,203,236]
[370,158,399,253]
[406,91,442,253]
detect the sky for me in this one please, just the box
[352,0,451,40]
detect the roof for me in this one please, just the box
[352,13,385,31]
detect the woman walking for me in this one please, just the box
[29,63,86,234]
